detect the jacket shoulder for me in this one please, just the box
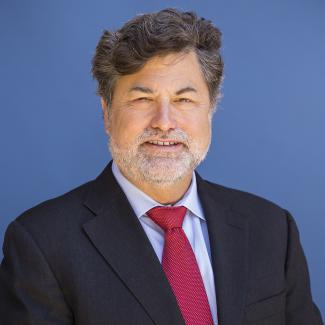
[200,178,288,225]
[14,180,94,233]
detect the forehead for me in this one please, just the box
[113,51,209,94]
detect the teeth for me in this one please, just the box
[148,140,178,146]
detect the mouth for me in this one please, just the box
[142,139,185,151]
[146,140,182,146]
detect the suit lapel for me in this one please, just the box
[82,163,184,325]
[197,174,249,325]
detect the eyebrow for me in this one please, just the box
[175,86,197,96]
[129,86,154,94]
[129,86,197,95]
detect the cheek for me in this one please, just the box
[109,112,148,145]
[183,113,211,142]
[197,125,211,148]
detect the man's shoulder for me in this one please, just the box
[14,179,95,234]
[199,177,288,227]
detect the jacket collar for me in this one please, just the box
[196,173,249,325]
[82,162,184,325]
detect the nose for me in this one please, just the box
[150,101,177,131]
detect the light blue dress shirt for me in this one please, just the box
[112,161,218,324]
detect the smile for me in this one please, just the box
[147,140,180,146]
[143,141,184,152]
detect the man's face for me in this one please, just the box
[102,51,213,186]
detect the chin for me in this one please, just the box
[134,157,194,185]
[139,170,187,186]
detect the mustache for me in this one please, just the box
[137,128,189,145]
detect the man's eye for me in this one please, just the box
[176,98,192,103]
[135,97,152,102]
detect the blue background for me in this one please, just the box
[1,0,324,315]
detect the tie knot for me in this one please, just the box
[146,206,187,231]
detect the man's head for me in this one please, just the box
[92,9,224,194]
[92,8,223,108]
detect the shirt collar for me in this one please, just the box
[111,161,205,220]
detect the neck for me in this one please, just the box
[119,169,193,205]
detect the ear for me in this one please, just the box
[101,97,110,136]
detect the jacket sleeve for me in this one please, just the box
[285,211,323,324]
[0,220,73,325]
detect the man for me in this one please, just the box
[0,8,323,325]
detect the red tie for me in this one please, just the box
[147,206,213,325]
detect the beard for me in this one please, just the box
[108,128,211,187]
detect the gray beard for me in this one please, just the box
[108,130,210,187]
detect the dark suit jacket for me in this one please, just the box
[0,162,323,325]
